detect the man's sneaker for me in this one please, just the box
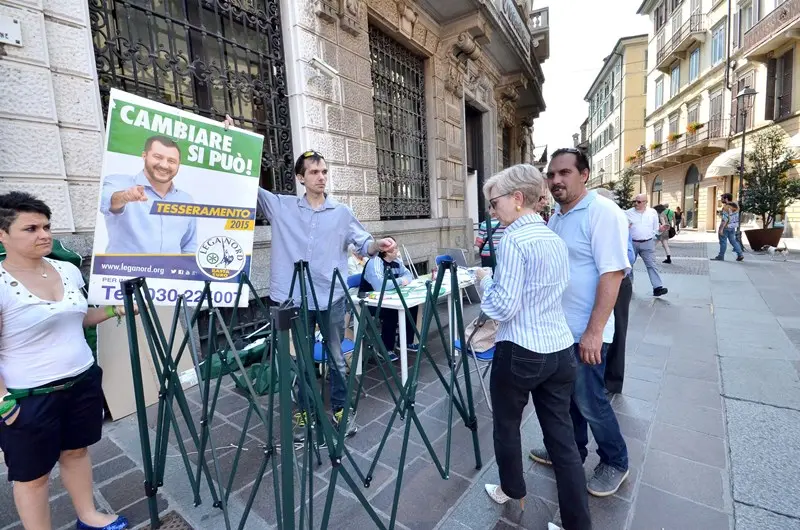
[332,408,358,437]
[528,447,552,466]
[736,255,744,262]
[384,350,399,362]
[407,343,420,353]
[653,286,668,296]
[711,256,724,261]
[587,462,629,497]
[292,411,308,449]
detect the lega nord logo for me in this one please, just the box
[196,236,246,280]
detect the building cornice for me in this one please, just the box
[636,0,660,15]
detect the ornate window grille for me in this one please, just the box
[89,0,294,198]
[369,26,430,220]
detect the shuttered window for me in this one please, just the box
[779,49,793,119]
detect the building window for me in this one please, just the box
[90,0,295,197]
[711,23,726,65]
[651,176,663,205]
[689,48,700,82]
[687,104,699,124]
[709,90,724,137]
[765,49,794,121]
[369,26,430,220]
[669,114,679,135]
[670,64,680,98]
[731,71,756,134]
[740,2,754,34]
[502,127,512,169]
[655,77,664,108]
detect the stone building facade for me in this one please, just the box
[0,0,549,292]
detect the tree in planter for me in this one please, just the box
[603,167,636,210]
[739,125,800,228]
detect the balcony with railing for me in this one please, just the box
[738,0,800,61]
[655,12,707,72]
[633,118,728,175]
[529,6,550,63]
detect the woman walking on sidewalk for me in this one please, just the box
[475,164,592,530]
[0,192,131,530]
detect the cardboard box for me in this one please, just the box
[98,306,198,420]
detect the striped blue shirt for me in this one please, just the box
[479,214,574,354]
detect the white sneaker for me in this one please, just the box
[548,524,562,530]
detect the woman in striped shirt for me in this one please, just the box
[474,215,505,268]
[476,164,591,530]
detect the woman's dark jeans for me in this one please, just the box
[491,341,592,530]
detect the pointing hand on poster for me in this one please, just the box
[108,185,148,213]
[122,185,148,203]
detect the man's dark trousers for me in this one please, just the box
[605,274,632,394]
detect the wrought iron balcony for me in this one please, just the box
[738,0,800,61]
[655,12,706,73]
[530,7,550,63]
[636,118,728,174]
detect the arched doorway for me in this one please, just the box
[651,176,663,205]
[683,165,701,229]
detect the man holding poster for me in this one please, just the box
[100,135,197,255]
[223,110,396,445]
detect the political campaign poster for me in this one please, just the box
[88,88,264,307]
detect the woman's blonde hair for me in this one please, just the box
[482,164,545,209]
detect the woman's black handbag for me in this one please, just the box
[668,226,676,239]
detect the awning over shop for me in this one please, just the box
[705,149,742,179]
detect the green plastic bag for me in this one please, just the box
[199,338,268,379]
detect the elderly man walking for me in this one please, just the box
[626,194,668,297]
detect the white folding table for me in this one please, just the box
[353,271,475,385]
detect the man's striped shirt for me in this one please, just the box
[480,214,574,354]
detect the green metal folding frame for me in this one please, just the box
[120,257,482,529]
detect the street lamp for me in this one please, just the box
[735,86,757,245]
[636,144,647,193]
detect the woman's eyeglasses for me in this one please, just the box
[488,193,511,209]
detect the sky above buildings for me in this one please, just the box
[532,0,650,155]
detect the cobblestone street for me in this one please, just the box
[2,235,800,529]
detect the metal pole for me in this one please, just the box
[737,107,747,246]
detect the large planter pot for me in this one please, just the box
[744,227,784,251]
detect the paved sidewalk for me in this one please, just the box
[2,238,800,529]
[443,236,800,530]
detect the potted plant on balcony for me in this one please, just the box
[625,155,638,164]
[739,125,800,250]
[667,132,683,142]
[686,121,704,134]
[649,141,663,151]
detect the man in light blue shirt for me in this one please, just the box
[99,136,197,254]
[528,148,631,499]
[254,148,395,445]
